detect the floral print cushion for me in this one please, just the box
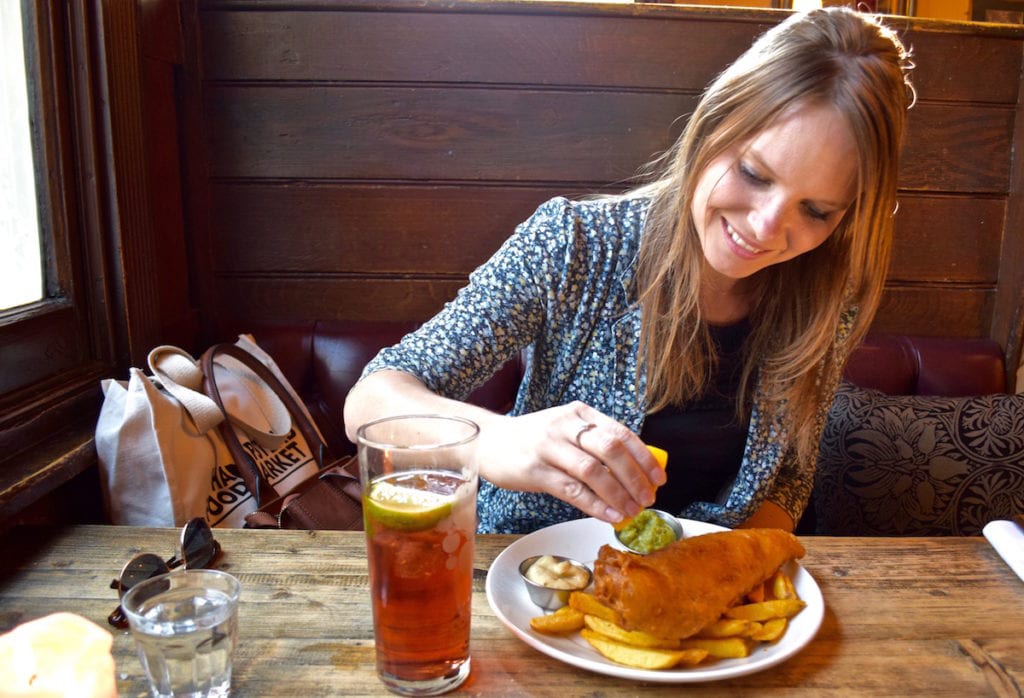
[813,382,1024,535]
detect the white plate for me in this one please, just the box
[485,517,824,683]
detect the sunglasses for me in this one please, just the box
[107,518,222,629]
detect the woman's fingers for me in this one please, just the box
[568,403,665,486]
[569,405,663,481]
[474,402,663,523]
[545,403,663,519]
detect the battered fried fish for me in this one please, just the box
[593,528,806,640]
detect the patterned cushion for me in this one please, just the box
[813,382,1024,535]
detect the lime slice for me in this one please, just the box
[365,480,455,532]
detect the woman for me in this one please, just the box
[344,8,915,534]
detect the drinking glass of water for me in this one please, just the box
[121,568,241,698]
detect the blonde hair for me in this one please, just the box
[635,8,914,465]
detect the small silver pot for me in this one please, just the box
[615,509,684,554]
[518,555,593,610]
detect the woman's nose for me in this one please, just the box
[748,196,789,241]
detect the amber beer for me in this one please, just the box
[357,415,480,696]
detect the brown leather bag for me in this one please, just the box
[200,343,364,531]
[242,457,363,531]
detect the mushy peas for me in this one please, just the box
[615,510,678,554]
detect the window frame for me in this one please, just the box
[0,0,161,518]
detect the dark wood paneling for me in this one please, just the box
[873,286,994,337]
[198,9,1022,105]
[900,103,1015,193]
[204,87,1012,192]
[210,184,565,274]
[204,86,696,183]
[211,276,993,339]
[210,184,1002,285]
[992,65,1024,383]
[213,277,467,324]
[889,195,1003,283]
[905,31,1021,104]
[200,10,768,90]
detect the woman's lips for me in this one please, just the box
[724,220,766,258]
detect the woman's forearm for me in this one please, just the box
[739,500,794,532]
[342,369,501,444]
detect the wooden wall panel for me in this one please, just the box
[906,31,1021,103]
[203,87,696,182]
[211,276,994,337]
[197,7,1021,104]
[889,196,1003,283]
[874,287,994,337]
[899,103,1014,193]
[184,1,1024,353]
[213,277,467,324]
[210,184,565,274]
[210,184,1002,285]
[199,10,771,90]
[204,88,1013,192]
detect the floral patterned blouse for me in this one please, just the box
[360,196,851,533]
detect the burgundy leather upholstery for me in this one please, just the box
[843,335,1006,397]
[247,322,1007,456]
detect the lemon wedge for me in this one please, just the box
[365,479,455,532]
[646,445,668,470]
[612,445,669,532]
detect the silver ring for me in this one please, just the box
[575,422,596,447]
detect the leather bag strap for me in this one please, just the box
[201,343,333,507]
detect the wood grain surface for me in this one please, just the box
[0,526,1020,696]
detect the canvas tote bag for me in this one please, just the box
[95,335,322,527]
[199,343,363,532]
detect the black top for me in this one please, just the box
[639,320,752,514]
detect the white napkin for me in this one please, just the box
[982,519,1024,583]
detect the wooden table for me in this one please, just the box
[0,526,1021,696]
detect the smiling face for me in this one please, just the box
[691,102,860,302]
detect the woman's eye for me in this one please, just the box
[738,162,767,185]
[804,204,830,222]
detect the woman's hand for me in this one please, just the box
[473,401,667,524]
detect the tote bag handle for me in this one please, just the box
[200,343,333,507]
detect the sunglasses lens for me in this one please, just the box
[180,518,218,569]
[118,553,170,596]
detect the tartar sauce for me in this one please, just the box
[525,555,589,590]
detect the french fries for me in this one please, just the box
[677,636,752,659]
[583,615,679,649]
[530,569,804,670]
[749,617,788,642]
[568,590,620,623]
[724,598,806,622]
[694,618,755,638]
[529,605,585,634]
[581,629,708,669]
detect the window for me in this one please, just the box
[0,2,108,410]
[0,0,161,516]
[1,3,43,311]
